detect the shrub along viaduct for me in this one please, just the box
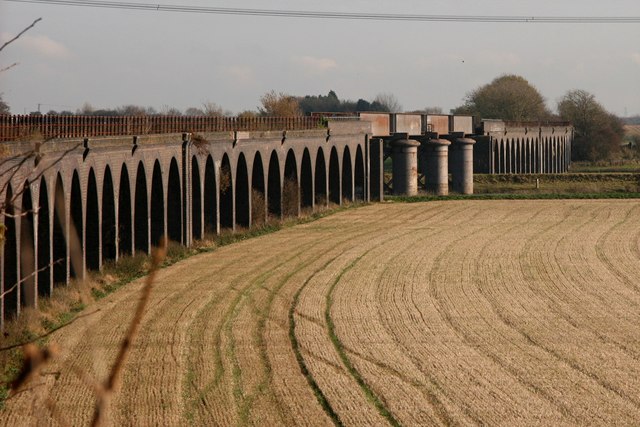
[0,114,572,328]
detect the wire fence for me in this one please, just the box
[0,115,326,142]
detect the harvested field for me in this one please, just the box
[3,200,640,426]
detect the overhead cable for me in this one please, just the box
[5,0,640,23]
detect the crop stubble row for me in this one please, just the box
[2,200,640,426]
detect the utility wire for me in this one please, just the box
[5,0,640,23]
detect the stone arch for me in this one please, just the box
[300,148,313,210]
[119,164,133,256]
[355,144,365,201]
[511,139,517,174]
[220,154,233,230]
[167,158,182,243]
[493,139,502,173]
[315,147,327,206]
[342,146,353,202]
[192,156,202,240]
[545,137,551,173]
[251,152,266,226]
[102,166,116,263]
[267,151,281,219]
[504,140,510,173]
[150,160,165,247]
[70,171,83,279]
[86,169,100,271]
[37,177,51,297]
[20,181,35,309]
[236,153,250,228]
[329,146,340,204]
[204,155,217,235]
[283,149,299,217]
[53,174,67,284]
[134,161,149,254]
[553,136,560,173]
[524,139,530,173]
[3,184,18,320]
[518,139,525,173]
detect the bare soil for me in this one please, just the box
[3,200,640,426]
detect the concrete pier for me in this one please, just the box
[391,139,420,196]
[423,139,450,195]
[451,138,476,194]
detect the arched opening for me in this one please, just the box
[53,174,67,284]
[251,152,266,226]
[134,162,149,254]
[70,171,83,279]
[102,166,116,262]
[150,161,165,247]
[37,177,51,297]
[328,147,340,204]
[499,140,505,174]
[167,158,182,243]
[267,151,281,219]
[493,140,500,174]
[315,147,327,206]
[203,155,217,235]
[235,154,250,228]
[505,140,512,174]
[342,146,353,202]
[220,154,233,230]
[20,182,35,308]
[86,169,100,271]
[119,164,132,256]
[355,145,365,200]
[300,149,313,210]
[544,138,550,173]
[553,138,559,173]
[3,185,18,320]
[283,149,299,217]
[192,156,202,240]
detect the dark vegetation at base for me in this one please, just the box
[389,192,640,203]
[474,173,640,195]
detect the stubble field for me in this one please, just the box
[3,199,640,426]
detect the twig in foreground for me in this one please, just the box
[90,238,167,427]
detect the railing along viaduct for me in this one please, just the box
[0,119,372,328]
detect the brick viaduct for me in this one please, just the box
[0,114,573,328]
[0,120,374,327]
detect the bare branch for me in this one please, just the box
[0,18,42,54]
[0,62,19,73]
[0,308,102,353]
[0,257,63,300]
[91,239,167,427]
[8,342,59,396]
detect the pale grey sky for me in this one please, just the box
[1,0,639,116]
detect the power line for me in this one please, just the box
[5,0,640,23]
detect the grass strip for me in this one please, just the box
[289,255,345,427]
[325,251,402,427]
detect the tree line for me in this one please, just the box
[451,74,628,162]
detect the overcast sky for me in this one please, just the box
[1,0,639,116]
